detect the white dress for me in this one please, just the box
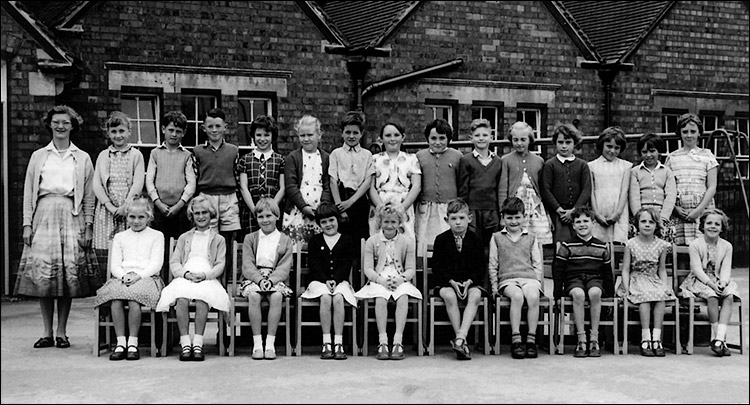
[588,156,632,243]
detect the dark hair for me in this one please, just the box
[379,122,405,139]
[596,126,627,152]
[250,115,278,142]
[501,197,525,216]
[340,111,365,132]
[161,111,188,131]
[424,119,453,143]
[637,133,665,154]
[315,203,341,223]
[205,108,226,121]
[571,206,594,221]
[698,208,729,233]
[553,123,583,145]
[634,207,661,235]
[45,105,83,135]
[676,113,703,138]
[446,198,470,215]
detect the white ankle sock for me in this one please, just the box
[652,328,662,341]
[127,336,138,350]
[180,335,191,348]
[253,335,263,351]
[717,324,727,341]
[334,334,343,345]
[116,336,127,349]
[265,335,276,351]
[393,333,403,345]
[193,334,204,348]
[322,334,332,344]
[378,333,388,345]
[641,329,651,342]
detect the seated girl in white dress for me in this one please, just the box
[156,193,231,362]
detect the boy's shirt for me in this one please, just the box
[328,145,373,190]
[145,142,196,206]
[553,233,613,298]
[193,139,239,194]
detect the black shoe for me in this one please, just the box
[710,339,723,357]
[179,345,193,361]
[376,343,390,360]
[55,336,70,348]
[320,343,334,359]
[390,343,405,360]
[588,341,601,357]
[109,346,127,361]
[192,346,204,362]
[450,338,466,359]
[652,340,665,357]
[720,341,731,357]
[126,346,140,361]
[333,344,347,360]
[525,342,538,358]
[641,341,654,357]
[511,341,526,359]
[33,337,54,348]
[574,341,587,358]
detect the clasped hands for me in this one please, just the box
[122,271,142,287]
[326,279,338,294]
[450,279,473,299]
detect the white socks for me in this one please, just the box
[322,334,332,344]
[265,335,276,351]
[641,329,651,342]
[393,333,403,345]
[115,336,126,351]
[652,328,662,342]
[378,333,388,345]
[253,335,263,351]
[717,324,727,341]
[334,335,343,345]
[180,335,191,348]
[127,336,138,351]
[193,334,204,348]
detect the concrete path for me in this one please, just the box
[2,270,748,404]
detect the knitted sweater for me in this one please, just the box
[553,235,613,298]
[193,140,238,195]
[498,151,545,209]
[241,230,294,285]
[169,229,226,280]
[145,144,196,205]
[416,148,462,203]
[540,156,591,212]
[488,230,542,292]
[458,152,502,210]
[284,148,332,214]
[307,233,357,284]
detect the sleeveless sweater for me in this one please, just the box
[492,232,538,284]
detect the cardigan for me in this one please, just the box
[540,156,591,212]
[363,232,416,280]
[416,148,462,203]
[498,151,545,209]
[92,145,145,206]
[307,233,356,284]
[284,148,332,214]
[109,227,164,280]
[430,229,486,289]
[629,162,677,221]
[457,152,502,210]
[242,230,294,285]
[169,229,226,280]
[23,142,95,226]
[689,237,733,282]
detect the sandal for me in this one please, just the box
[640,340,654,357]
[179,345,193,362]
[192,346,205,362]
[33,337,54,349]
[652,340,665,357]
[55,336,70,348]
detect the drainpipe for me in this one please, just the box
[361,58,464,99]
[581,61,633,128]
[346,56,371,112]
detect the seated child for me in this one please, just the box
[553,207,614,358]
[300,203,358,360]
[156,194,231,362]
[94,196,164,361]
[489,197,544,360]
[240,198,294,360]
[431,198,486,360]
[355,204,422,360]
[679,208,739,357]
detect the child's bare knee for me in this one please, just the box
[588,287,602,301]
[332,294,344,305]
[269,292,283,305]
[570,289,585,302]
[320,294,332,305]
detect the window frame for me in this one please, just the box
[699,110,724,154]
[120,86,163,147]
[516,103,547,155]
[237,91,277,152]
[180,89,221,148]
[424,98,459,138]
[661,108,689,155]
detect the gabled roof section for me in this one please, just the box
[298,1,421,53]
[2,1,75,68]
[18,0,92,29]
[548,1,675,64]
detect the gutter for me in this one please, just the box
[361,58,464,98]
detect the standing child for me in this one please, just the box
[94,196,164,361]
[618,207,675,357]
[369,122,422,241]
[553,207,614,358]
[588,127,632,243]
[237,115,285,235]
[93,111,145,281]
[541,123,591,244]
[679,208,739,357]
[329,111,373,247]
[458,118,502,254]
[145,111,196,277]
[629,133,677,242]
[498,121,552,245]
[282,115,332,243]
[300,203,358,360]
[241,198,294,360]
[415,119,462,255]
[489,197,544,359]
[156,194,231,362]
[355,204,422,360]
[431,198,486,360]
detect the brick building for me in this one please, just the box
[1,1,748,293]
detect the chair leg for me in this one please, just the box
[285,303,292,357]
[149,310,157,358]
[295,301,302,357]
[547,303,554,356]
[674,301,681,355]
[482,302,490,355]
[612,300,619,355]
[494,302,501,355]
[622,300,629,355]
[417,302,423,356]
[362,301,369,357]
[428,302,435,356]
[161,312,168,357]
[229,304,236,357]
[688,299,695,355]
[93,307,100,357]
[350,305,358,356]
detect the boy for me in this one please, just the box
[458,118,502,256]
[540,123,591,244]
[431,198,486,360]
[489,197,543,359]
[415,118,462,256]
[553,207,614,358]
[328,111,373,246]
[145,111,196,278]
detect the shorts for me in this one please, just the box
[564,273,604,296]
[499,278,543,294]
[204,193,241,232]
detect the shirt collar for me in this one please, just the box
[253,149,274,160]
[44,141,79,158]
[158,142,188,152]
[500,227,529,235]
[346,144,361,153]
[108,144,132,154]
[259,229,280,240]
[194,228,211,236]
[302,148,321,157]
[379,230,399,242]
[637,161,665,171]
[205,139,226,151]
[472,149,496,158]
[556,154,575,163]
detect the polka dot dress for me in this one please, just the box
[620,237,675,304]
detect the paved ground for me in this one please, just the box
[2,271,748,404]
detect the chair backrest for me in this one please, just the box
[421,244,434,297]
[294,242,308,296]
[610,243,626,289]
[165,237,176,283]
[360,236,423,291]
[672,244,692,296]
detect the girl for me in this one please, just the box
[241,198,294,360]
[15,105,100,349]
[588,126,632,243]
[355,204,422,360]
[156,194,231,362]
[628,133,677,242]
[665,113,718,246]
[679,208,738,357]
[300,203,357,360]
[368,122,422,241]
[282,115,331,243]
[617,207,675,357]
[94,196,164,361]
[498,121,552,245]
[93,111,145,281]
[237,115,285,236]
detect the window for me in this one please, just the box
[661,108,689,154]
[735,113,749,179]
[700,110,723,153]
[516,104,546,155]
[121,93,160,146]
[237,92,275,150]
[181,92,219,147]
[424,99,459,138]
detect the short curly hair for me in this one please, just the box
[698,208,729,234]
[373,203,406,232]
[187,194,217,223]
[45,105,83,135]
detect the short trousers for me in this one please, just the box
[204,193,241,232]
[564,273,604,297]
[499,277,543,294]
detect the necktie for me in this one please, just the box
[454,235,463,253]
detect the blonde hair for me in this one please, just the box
[125,195,154,222]
[187,194,217,222]
[508,121,536,145]
[374,203,406,232]
[295,115,322,136]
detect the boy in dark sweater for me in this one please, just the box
[553,207,614,358]
[431,198,486,359]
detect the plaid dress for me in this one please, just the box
[236,151,284,234]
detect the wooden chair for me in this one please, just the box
[163,237,226,356]
[672,245,744,355]
[226,240,292,356]
[93,249,164,357]
[360,238,424,356]
[555,241,620,355]
[294,242,359,356]
[422,243,490,356]
[618,243,681,355]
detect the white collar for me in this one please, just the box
[556,154,575,163]
[472,149,495,159]
[302,148,321,157]
[253,149,274,160]
[637,161,665,171]
[157,142,188,152]
[378,230,399,242]
[259,229,280,240]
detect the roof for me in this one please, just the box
[18,0,91,29]
[549,1,675,64]
[2,1,76,68]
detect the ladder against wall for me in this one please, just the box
[707,128,750,221]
